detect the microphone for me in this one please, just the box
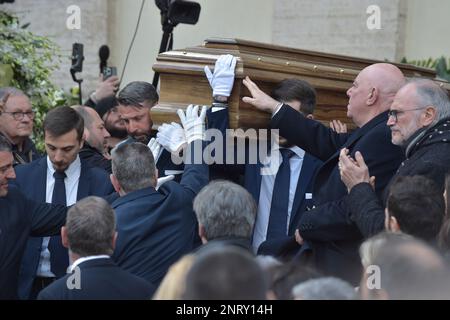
[99,45,110,75]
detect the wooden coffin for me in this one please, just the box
[152,38,449,130]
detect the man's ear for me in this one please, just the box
[112,231,118,250]
[421,106,437,127]
[367,87,378,105]
[198,224,208,244]
[389,216,401,232]
[110,174,121,193]
[61,226,69,249]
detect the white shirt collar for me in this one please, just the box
[46,155,81,179]
[270,145,305,159]
[69,255,110,273]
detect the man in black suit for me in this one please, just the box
[0,136,67,300]
[15,107,114,299]
[110,105,209,286]
[242,63,406,284]
[37,196,155,300]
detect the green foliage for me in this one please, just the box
[401,56,450,82]
[0,10,68,151]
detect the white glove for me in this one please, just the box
[156,122,187,153]
[147,138,161,161]
[156,174,174,190]
[204,54,237,97]
[177,104,207,143]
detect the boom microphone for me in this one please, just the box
[99,45,110,75]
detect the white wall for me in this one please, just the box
[404,0,450,60]
[108,0,274,87]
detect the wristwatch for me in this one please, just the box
[213,95,228,103]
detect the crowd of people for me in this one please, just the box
[1,54,450,300]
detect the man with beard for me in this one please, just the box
[117,81,184,180]
[72,105,112,173]
[339,78,450,238]
[94,96,128,152]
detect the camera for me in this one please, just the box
[103,66,117,80]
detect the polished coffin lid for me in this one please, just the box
[152,38,449,130]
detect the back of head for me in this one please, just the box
[66,196,116,256]
[271,79,316,115]
[95,96,119,119]
[71,105,95,130]
[370,236,448,299]
[183,246,267,300]
[407,78,450,125]
[43,106,84,141]
[111,142,156,193]
[117,81,158,107]
[193,180,257,240]
[387,175,445,242]
[292,277,356,300]
[269,261,321,300]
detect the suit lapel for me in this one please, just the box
[76,164,90,200]
[289,154,317,227]
[36,157,48,202]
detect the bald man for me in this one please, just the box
[242,63,406,284]
[72,105,112,173]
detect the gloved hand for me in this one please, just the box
[156,174,174,190]
[204,54,237,97]
[147,138,161,161]
[156,122,187,153]
[177,104,207,143]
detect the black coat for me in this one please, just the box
[271,105,404,284]
[348,117,450,237]
[37,258,155,300]
[0,186,66,299]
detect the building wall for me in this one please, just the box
[3,0,108,99]
[404,0,450,61]
[107,0,274,87]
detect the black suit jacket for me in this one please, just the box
[0,185,66,299]
[37,258,155,300]
[271,104,404,283]
[13,157,114,299]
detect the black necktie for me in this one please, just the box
[48,170,69,277]
[266,148,295,240]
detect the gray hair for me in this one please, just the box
[292,277,356,300]
[117,81,158,107]
[193,180,257,240]
[409,78,450,125]
[66,196,116,256]
[0,135,12,152]
[0,87,27,100]
[111,142,156,193]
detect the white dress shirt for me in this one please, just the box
[252,146,305,252]
[36,156,81,277]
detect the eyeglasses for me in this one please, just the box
[1,111,35,121]
[387,107,425,122]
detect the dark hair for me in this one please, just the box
[66,196,116,256]
[117,81,158,108]
[0,135,12,152]
[43,106,84,141]
[183,246,267,300]
[95,96,119,119]
[271,79,316,115]
[387,175,445,242]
